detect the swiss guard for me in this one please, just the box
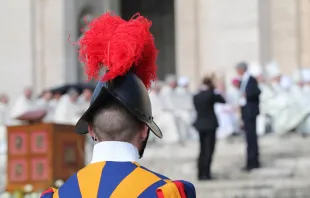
[40,12,196,198]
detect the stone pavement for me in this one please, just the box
[141,134,310,198]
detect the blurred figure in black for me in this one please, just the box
[236,62,261,171]
[193,75,225,180]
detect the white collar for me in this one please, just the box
[90,141,140,164]
[241,72,250,82]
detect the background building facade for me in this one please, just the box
[0,0,310,99]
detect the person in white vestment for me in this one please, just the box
[9,87,35,125]
[35,90,54,122]
[214,81,235,139]
[294,69,310,135]
[149,81,179,144]
[0,94,8,191]
[0,94,9,125]
[159,75,184,143]
[174,77,197,140]
[160,74,178,111]
[77,88,93,113]
[264,63,310,134]
[225,78,242,135]
[54,89,82,125]
[77,88,94,164]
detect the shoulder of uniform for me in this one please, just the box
[156,180,196,198]
[40,188,57,198]
[139,165,170,180]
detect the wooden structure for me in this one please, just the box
[6,123,85,192]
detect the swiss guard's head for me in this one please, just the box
[75,12,162,158]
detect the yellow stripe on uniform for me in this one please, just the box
[132,161,141,167]
[110,167,161,198]
[157,182,182,198]
[77,162,106,198]
[52,190,59,198]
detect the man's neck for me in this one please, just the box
[91,141,139,164]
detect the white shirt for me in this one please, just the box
[239,72,250,106]
[240,72,250,93]
[91,141,139,164]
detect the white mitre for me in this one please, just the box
[280,75,292,90]
[177,76,189,87]
[165,74,177,84]
[302,68,310,83]
[265,61,281,79]
[249,61,263,77]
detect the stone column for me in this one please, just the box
[197,0,260,81]
[174,0,200,89]
[270,0,299,74]
[0,0,34,98]
[32,0,67,90]
[299,0,310,68]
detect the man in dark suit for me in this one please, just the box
[193,76,225,180]
[236,62,261,171]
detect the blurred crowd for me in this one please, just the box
[0,87,92,127]
[0,61,310,144]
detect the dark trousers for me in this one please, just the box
[197,129,216,178]
[243,117,260,168]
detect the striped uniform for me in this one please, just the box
[41,161,195,198]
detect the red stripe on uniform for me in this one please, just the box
[40,188,55,198]
[173,181,187,198]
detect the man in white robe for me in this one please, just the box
[174,77,197,140]
[77,88,93,164]
[211,80,236,139]
[294,69,310,135]
[263,63,309,134]
[149,81,179,144]
[77,88,93,113]
[0,94,9,190]
[225,78,242,135]
[9,87,35,125]
[159,75,187,143]
[35,90,54,122]
[54,89,82,125]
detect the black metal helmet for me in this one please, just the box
[75,70,162,139]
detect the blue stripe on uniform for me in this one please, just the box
[140,166,170,180]
[58,173,82,198]
[138,179,166,198]
[97,161,138,197]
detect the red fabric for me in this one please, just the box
[40,188,54,198]
[156,189,165,198]
[78,12,158,89]
[173,181,187,198]
[156,181,187,198]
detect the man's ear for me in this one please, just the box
[88,125,95,137]
[141,125,149,141]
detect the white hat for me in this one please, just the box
[280,75,292,89]
[249,62,263,77]
[265,61,281,79]
[151,80,164,89]
[302,69,310,83]
[178,76,189,87]
[165,74,177,84]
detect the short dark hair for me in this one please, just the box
[202,75,215,90]
[90,100,144,141]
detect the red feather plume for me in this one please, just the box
[78,12,158,89]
